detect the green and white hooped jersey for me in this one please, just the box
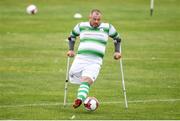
[71,22,120,64]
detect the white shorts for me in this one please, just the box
[69,55,101,84]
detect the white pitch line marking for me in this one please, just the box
[0,99,180,108]
[101,98,180,104]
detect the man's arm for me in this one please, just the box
[109,24,122,60]
[67,23,80,57]
[68,36,75,51]
[114,37,121,53]
[67,36,76,57]
[113,37,122,60]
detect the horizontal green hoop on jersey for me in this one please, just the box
[79,26,109,34]
[78,49,104,58]
[80,38,107,45]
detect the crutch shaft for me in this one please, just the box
[120,45,128,109]
[63,57,70,106]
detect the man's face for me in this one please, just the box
[89,12,101,28]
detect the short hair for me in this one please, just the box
[90,9,102,15]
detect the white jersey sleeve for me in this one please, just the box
[71,23,80,38]
[108,24,120,39]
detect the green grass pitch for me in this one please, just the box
[0,0,180,120]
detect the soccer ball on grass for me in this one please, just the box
[26,4,38,15]
[84,97,99,111]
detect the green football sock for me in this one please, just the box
[77,82,90,101]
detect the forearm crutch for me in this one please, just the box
[63,57,70,106]
[120,45,128,109]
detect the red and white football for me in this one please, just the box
[84,97,99,111]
